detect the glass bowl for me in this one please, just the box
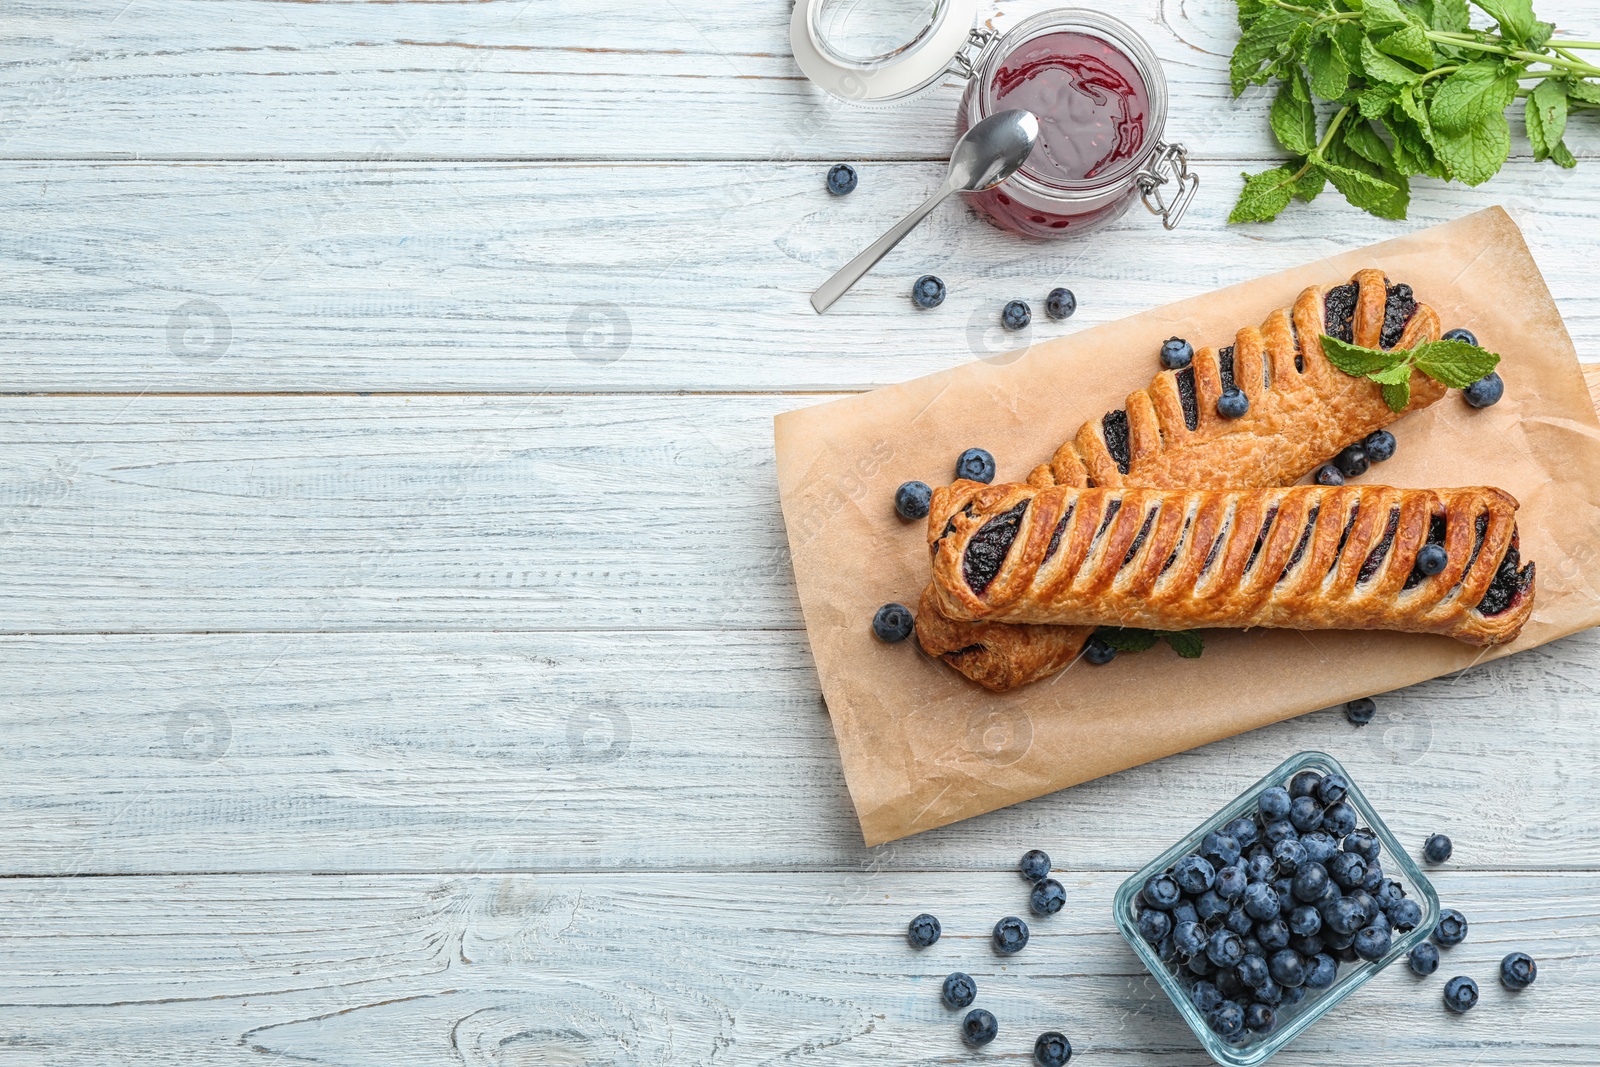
[1113,751,1440,1066]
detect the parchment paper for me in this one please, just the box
[774,207,1600,847]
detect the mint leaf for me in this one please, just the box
[1377,23,1435,68]
[1382,380,1412,412]
[1474,0,1536,45]
[1292,164,1327,201]
[1417,0,1470,33]
[1231,9,1306,95]
[1369,361,1416,385]
[1230,165,1299,223]
[1412,339,1501,387]
[1320,158,1410,219]
[1551,139,1578,169]
[1359,83,1401,119]
[1320,334,1409,375]
[1271,67,1318,155]
[1359,36,1422,84]
[1095,627,1160,653]
[1307,31,1350,99]
[1343,117,1397,170]
[1525,78,1569,162]
[1356,0,1414,34]
[1433,112,1512,186]
[1566,79,1600,105]
[1162,631,1205,659]
[1527,20,1554,49]
[1387,113,1443,178]
[1430,62,1518,133]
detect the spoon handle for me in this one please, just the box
[810,182,953,314]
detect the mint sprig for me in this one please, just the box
[1229,0,1600,222]
[1094,627,1206,659]
[1319,335,1501,411]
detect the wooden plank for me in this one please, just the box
[0,870,1594,1064]
[0,160,1595,393]
[4,629,1600,874]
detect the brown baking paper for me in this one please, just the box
[774,207,1600,847]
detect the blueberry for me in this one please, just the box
[908,913,941,948]
[1242,935,1266,960]
[1432,908,1468,948]
[1288,771,1323,799]
[1217,387,1250,419]
[1327,851,1365,890]
[1443,975,1479,1013]
[1360,861,1385,894]
[1196,890,1229,923]
[1363,429,1397,463]
[1191,980,1223,1012]
[873,603,914,643]
[1292,862,1329,903]
[1388,899,1423,932]
[1303,952,1339,989]
[1289,796,1324,833]
[942,971,977,1008]
[1254,977,1284,1005]
[1226,905,1255,936]
[1273,838,1307,871]
[904,273,949,311]
[1464,371,1504,408]
[1321,801,1358,838]
[1256,917,1291,951]
[1322,926,1353,951]
[1442,328,1478,346]
[1002,300,1032,331]
[1259,786,1292,821]
[1345,697,1376,726]
[1083,637,1117,665]
[1315,463,1346,486]
[1172,900,1200,926]
[1289,932,1324,958]
[1046,288,1077,321]
[1237,953,1270,988]
[1034,1031,1072,1067]
[963,1007,999,1045]
[1501,951,1537,990]
[1160,337,1194,370]
[1315,879,1342,906]
[825,163,858,195]
[1334,444,1370,478]
[1333,942,1361,964]
[1424,833,1453,864]
[1202,832,1242,870]
[1188,951,1216,977]
[1408,942,1440,976]
[1287,902,1323,937]
[1300,831,1339,865]
[1207,1000,1246,1038]
[1158,933,1181,963]
[1342,828,1378,862]
[1245,1002,1276,1033]
[1020,849,1052,882]
[1347,889,1378,926]
[1353,923,1392,961]
[1217,865,1249,900]
[1262,819,1298,846]
[1268,948,1306,987]
[1207,928,1245,968]
[1413,543,1449,577]
[1225,817,1260,850]
[1243,855,1275,886]
[955,447,996,484]
[1373,878,1405,911]
[1174,920,1207,958]
[1174,854,1217,895]
[994,915,1030,954]
[1245,842,1274,864]
[1031,878,1067,916]
[1317,774,1350,807]
[1281,984,1308,1007]
[1323,897,1367,937]
[1142,873,1181,910]
[894,480,932,520]
[1273,877,1296,917]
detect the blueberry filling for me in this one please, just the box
[946,643,986,657]
[936,502,976,549]
[1380,282,1417,350]
[963,501,1029,594]
[1291,322,1303,373]
[1161,515,1192,576]
[1218,346,1237,393]
[1357,507,1401,584]
[1323,283,1358,343]
[1463,512,1490,576]
[1091,499,1124,550]
[1120,506,1160,571]
[1476,534,1533,616]
[1404,515,1448,589]
[1103,409,1132,474]
[1043,503,1075,564]
[1328,505,1359,575]
[1199,524,1230,579]
[1244,506,1280,574]
[1176,368,1199,431]
[1278,506,1319,583]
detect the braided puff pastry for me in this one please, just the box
[929,481,1535,647]
[915,269,1446,689]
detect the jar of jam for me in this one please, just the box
[790,1,1197,238]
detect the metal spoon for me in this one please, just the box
[810,109,1039,314]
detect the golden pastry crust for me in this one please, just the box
[929,482,1535,647]
[916,268,1447,689]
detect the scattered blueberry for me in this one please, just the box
[1334,444,1370,478]
[1353,923,1392,962]
[1432,909,1468,948]
[955,447,996,484]
[1174,920,1207,958]
[1046,288,1077,320]
[994,915,1031,954]
[1034,1031,1072,1067]
[1303,952,1338,989]
[1424,833,1453,864]
[1501,951,1537,990]
[1388,899,1423,932]
[1002,300,1032,331]
[1443,975,1479,1013]
[894,480,932,520]
[1416,544,1449,576]
[873,603,914,643]
[1363,429,1397,463]
[1268,948,1306,987]
[825,163,858,195]
[1207,1000,1246,1038]
[1464,371,1504,408]
[1174,854,1217,895]
[1160,337,1194,370]
[1315,463,1346,486]
[1259,786,1292,821]
[1020,849,1052,883]
[911,274,946,309]
[908,913,941,948]
[1207,928,1246,968]
[1083,637,1117,665]
[942,971,977,1008]
[1032,878,1067,917]
[1345,697,1376,726]
[963,1007,999,1045]
[1408,942,1440,976]
[1217,386,1250,419]
[1244,1002,1276,1033]
[1190,980,1223,1013]
[1289,796,1324,833]
[1317,774,1350,807]
[1442,328,1478,346]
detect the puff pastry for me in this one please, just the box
[915,268,1447,688]
[928,481,1535,647]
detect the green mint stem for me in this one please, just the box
[1424,29,1600,77]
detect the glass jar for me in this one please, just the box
[790,1,1197,238]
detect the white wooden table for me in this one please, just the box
[3,1,1599,1062]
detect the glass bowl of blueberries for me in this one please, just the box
[1114,751,1440,1066]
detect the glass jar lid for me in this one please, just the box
[790,0,984,105]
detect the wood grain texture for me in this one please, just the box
[1,871,1596,1065]
[3,629,1599,875]
[0,161,1594,393]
